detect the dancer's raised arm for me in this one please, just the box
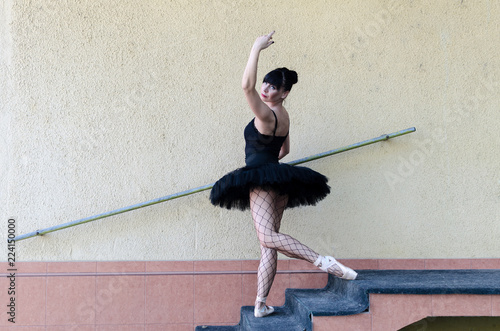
[242,31,275,122]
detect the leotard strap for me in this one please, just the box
[271,110,278,136]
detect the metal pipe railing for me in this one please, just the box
[14,127,415,241]
[288,127,416,165]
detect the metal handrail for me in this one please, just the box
[14,127,416,241]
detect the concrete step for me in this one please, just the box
[196,326,240,331]
[195,305,306,331]
[287,287,367,317]
[240,306,307,331]
[196,269,500,330]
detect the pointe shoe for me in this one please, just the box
[254,296,274,318]
[314,255,358,280]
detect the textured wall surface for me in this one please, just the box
[1,0,499,261]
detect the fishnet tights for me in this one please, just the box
[250,188,331,300]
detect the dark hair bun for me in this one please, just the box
[283,68,298,86]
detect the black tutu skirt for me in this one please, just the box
[210,163,331,210]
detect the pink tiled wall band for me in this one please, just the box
[2,259,499,329]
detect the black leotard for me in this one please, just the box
[244,110,287,167]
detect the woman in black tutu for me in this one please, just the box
[210,31,357,318]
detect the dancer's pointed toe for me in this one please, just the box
[314,255,357,280]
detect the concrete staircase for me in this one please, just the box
[196,269,500,331]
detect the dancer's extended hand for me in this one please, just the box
[252,31,275,51]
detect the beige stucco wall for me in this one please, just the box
[1,0,499,261]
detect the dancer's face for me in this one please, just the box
[260,82,288,103]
